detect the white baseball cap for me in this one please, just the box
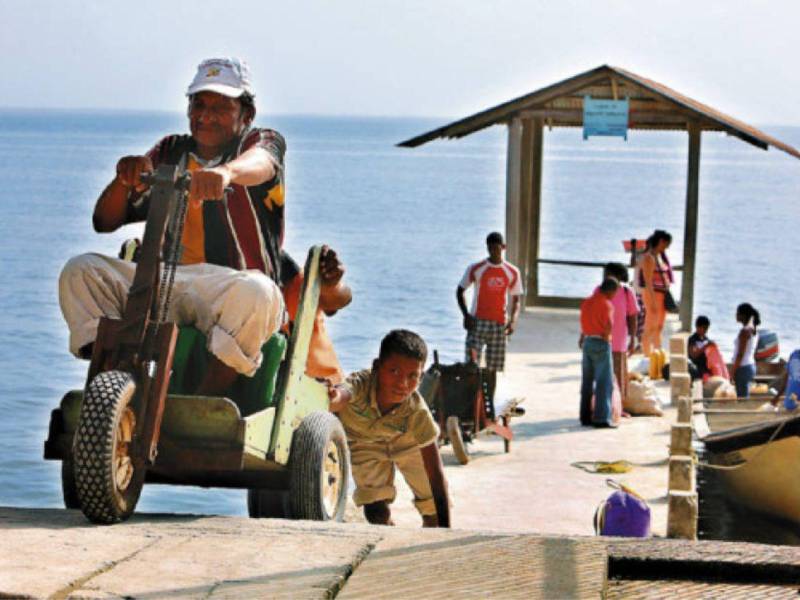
[186,57,255,98]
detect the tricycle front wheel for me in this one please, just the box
[288,411,350,521]
[247,489,288,519]
[72,370,144,524]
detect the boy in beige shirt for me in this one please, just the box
[328,330,450,527]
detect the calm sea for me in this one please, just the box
[1,109,798,515]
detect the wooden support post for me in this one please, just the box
[679,122,701,331]
[677,396,693,423]
[667,491,698,539]
[505,118,523,268]
[671,372,691,403]
[669,456,695,492]
[670,423,693,455]
[525,117,544,305]
[518,119,534,290]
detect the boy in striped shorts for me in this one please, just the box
[456,232,524,378]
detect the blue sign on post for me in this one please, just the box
[583,95,629,140]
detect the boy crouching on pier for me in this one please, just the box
[328,329,450,527]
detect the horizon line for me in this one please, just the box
[0,105,798,130]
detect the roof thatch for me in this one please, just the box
[398,65,800,159]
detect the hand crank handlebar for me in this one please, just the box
[139,171,233,198]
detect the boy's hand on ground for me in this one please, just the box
[319,245,345,286]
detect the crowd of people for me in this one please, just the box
[57,56,533,531]
[579,227,779,426]
[55,56,789,529]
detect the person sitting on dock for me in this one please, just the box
[280,246,352,384]
[59,57,286,397]
[456,232,523,403]
[771,349,800,410]
[579,278,619,428]
[688,316,712,380]
[327,330,450,528]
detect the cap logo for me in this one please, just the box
[206,67,221,77]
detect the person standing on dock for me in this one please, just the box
[456,232,523,401]
[579,278,620,428]
[638,230,674,356]
[731,303,760,398]
[601,263,638,408]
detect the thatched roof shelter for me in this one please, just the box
[399,65,800,330]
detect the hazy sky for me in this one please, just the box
[2,0,798,124]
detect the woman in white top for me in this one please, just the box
[731,302,760,398]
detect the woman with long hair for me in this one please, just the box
[731,303,760,398]
[638,230,673,356]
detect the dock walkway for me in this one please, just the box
[4,308,800,597]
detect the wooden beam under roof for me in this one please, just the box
[398,64,800,159]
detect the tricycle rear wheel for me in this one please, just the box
[288,411,349,521]
[61,458,80,509]
[73,370,144,524]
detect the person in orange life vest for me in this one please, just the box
[59,58,286,397]
[639,230,673,356]
[280,246,352,384]
[456,232,523,404]
[579,278,619,428]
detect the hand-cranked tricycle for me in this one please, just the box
[420,352,523,465]
[44,165,349,524]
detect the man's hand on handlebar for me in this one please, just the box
[189,166,232,207]
[319,245,345,287]
[116,156,153,193]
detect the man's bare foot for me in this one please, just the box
[195,355,239,396]
[363,501,394,526]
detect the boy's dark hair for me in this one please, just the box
[695,315,710,328]
[599,278,619,294]
[486,231,504,245]
[604,262,629,283]
[378,329,428,364]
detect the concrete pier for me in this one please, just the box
[4,309,799,597]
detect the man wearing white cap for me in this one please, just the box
[59,58,288,394]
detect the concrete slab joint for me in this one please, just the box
[670,356,688,375]
[669,424,693,456]
[669,334,688,359]
[667,491,698,540]
[668,455,695,492]
[670,373,691,403]
[676,396,692,424]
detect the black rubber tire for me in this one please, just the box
[61,458,81,509]
[247,489,288,519]
[288,411,350,521]
[446,415,469,465]
[73,370,144,524]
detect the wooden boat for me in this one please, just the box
[694,395,800,526]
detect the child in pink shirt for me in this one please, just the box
[597,263,639,407]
